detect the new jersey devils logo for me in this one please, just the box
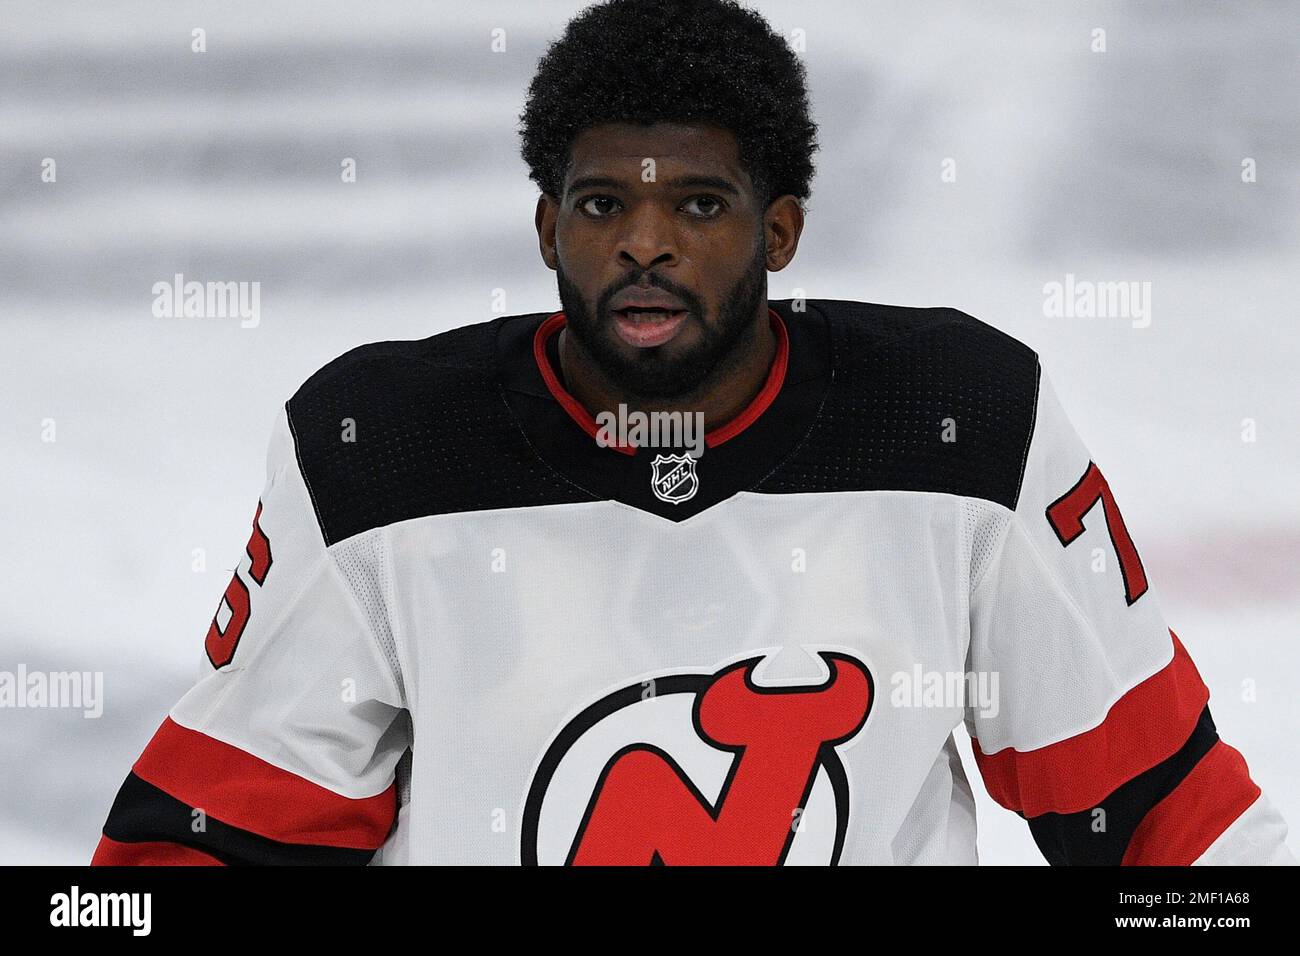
[521,652,873,865]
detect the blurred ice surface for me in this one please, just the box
[1,0,1296,864]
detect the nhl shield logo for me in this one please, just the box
[650,453,699,505]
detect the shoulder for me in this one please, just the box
[282,312,566,545]
[807,298,1038,376]
[761,300,1043,509]
[290,315,506,402]
[285,315,514,454]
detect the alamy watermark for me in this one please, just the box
[152,273,260,328]
[1043,272,1151,328]
[0,665,103,718]
[595,403,706,457]
[50,886,150,935]
[890,665,1000,719]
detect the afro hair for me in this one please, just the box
[518,0,819,210]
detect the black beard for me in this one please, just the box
[555,236,768,401]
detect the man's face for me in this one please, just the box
[546,123,770,401]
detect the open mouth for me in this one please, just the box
[612,307,688,348]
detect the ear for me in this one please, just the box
[535,194,559,271]
[762,195,805,272]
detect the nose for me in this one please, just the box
[617,202,678,271]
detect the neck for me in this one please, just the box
[556,308,777,433]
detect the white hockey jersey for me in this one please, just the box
[93,299,1294,865]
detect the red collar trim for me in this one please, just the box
[532,308,790,456]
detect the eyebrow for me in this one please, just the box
[566,174,741,196]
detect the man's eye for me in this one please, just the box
[682,195,725,218]
[578,196,620,217]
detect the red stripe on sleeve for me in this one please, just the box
[972,630,1209,816]
[132,717,395,849]
[91,835,225,866]
[1121,740,1262,865]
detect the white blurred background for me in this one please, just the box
[1,0,1296,864]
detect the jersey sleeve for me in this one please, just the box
[965,366,1295,865]
[92,405,409,865]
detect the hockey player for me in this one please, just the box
[93,0,1293,865]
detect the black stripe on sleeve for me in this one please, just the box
[1022,705,1220,866]
[101,772,380,866]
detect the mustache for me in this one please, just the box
[597,278,700,316]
